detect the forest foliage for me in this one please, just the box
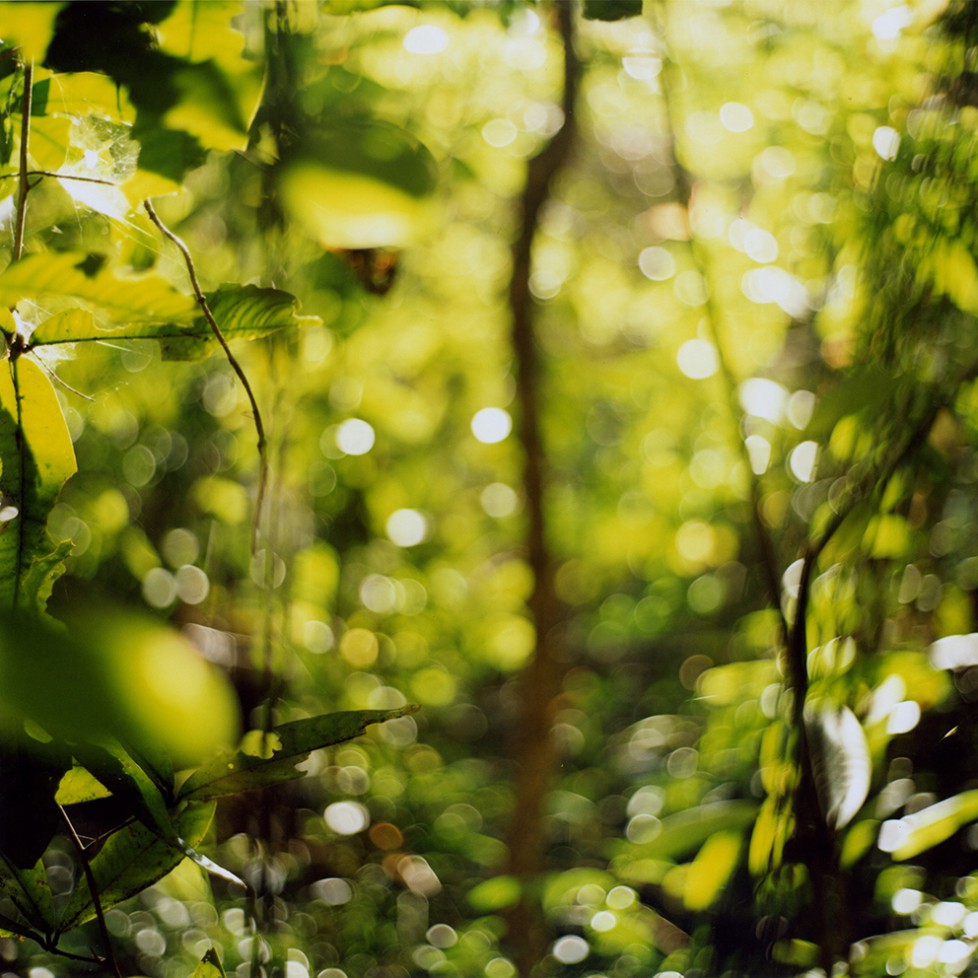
[2,2,978,978]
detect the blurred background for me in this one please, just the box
[10,1,978,976]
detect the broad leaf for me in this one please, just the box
[28,283,317,359]
[807,705,871,829]
[0,253,196,325]
[0,358,77,612]
[56,800,216,934]
[0,853,56,935]
[56,765,113,806]
[622,800,756,862]
[178,706,420,801]
[880,789,978,861]
[71,740,175,842]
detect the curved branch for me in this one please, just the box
[143,200,269,554]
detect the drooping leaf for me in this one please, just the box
[0,357,77,612]
[56,800,216,934]
[0,852,57,935]
[177,706,420,802]
[71,739,175,841]
[807,705,871,829]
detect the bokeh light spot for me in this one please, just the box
[677,339,718,379]
[472,407,512,444]
[387,508,428,546]
[336,418,376,456]
[403,25,448,54]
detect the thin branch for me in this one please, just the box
[13,61,32,262]
[0,170,118,186]
[143,199,268,553]
[59,806,123,978]
[654,42,787,638]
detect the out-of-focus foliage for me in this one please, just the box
[5,1,978,977]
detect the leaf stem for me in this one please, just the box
[143,199,269,553]
[59,806,123,978]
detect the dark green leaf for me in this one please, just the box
[178,706,420,801]
[582,0,643,21]
[56,800,215,934]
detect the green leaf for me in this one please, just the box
[467,874,521,912]
[191,947,228,978]
[56,765,113,806]
[28,283,318,358]
[0,853,57,935]
[0,253,196,325]
[178,706,420,801]
[625,800,757,861]
[278,122,438,248]
[0,358,77,612]
[71,740,175,841]
[881,789,978,861]
[56,800,216,934]
[582,0,643,21]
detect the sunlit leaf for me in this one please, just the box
[0,253,196,323]
[880,789,978,861]
[0,357,77,612]
[56,800,216,933]
[278,123,438,249]
[681,830,743,911]
[807,705,871,829]
[191,947,228,978]
[466,874,521,912]
[178,706,421,801]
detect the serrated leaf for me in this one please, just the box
[0,358,77,612]
[807,705,871,829]
[56,801,216,934]
[178,706,420,801]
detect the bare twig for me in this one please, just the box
[59,805,123,978]
[13,61,32,262]
[143,199,268,553]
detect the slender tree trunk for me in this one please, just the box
[501,4,578,975]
